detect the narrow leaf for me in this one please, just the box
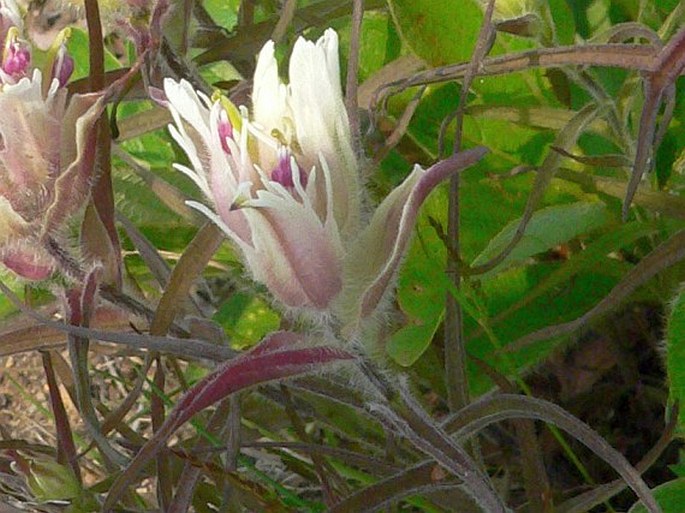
[472,201,609,274]
[149,222,224,337]
[508,229,685,352]
[444,394,661,513]
[103,333,354,510]
[467,104,598,275]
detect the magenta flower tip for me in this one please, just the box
[51,47,74,87]
[218,110,233,154]
[2,41,29,77]
[271,149,307,189]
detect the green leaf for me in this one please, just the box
[25,457,81,502]
[388,0,484,66]
[466,260,627,395]
[387,308,444,367]
[202,0,240,30]
[386,196,608,368]
[213,292,280,349]
[336,10,401,82]
[65,28,122,81]
[200,60,243,86]
[628,478,685,513]
[471,201,610,274]
[399,82,560,262]
[387,189,449,366]
[482,220,657,330]
[666,287,685,430]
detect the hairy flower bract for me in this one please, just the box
[164,29,486,333]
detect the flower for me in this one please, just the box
[0,0,30,84]
[0,69,103,279]
[0,9,103,280]
[164,29,486,331]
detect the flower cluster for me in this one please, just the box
[0,2,486,337]
[163,29,485,333]
[0,0,103,280]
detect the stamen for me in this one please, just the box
[270,128,288,146]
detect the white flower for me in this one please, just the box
[165,29,486,329]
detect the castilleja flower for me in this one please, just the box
[0,1,102,280]
[164,29,486,331]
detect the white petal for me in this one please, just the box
[163,79,212,143]
[252,40,289,134]
[172,163,210,197]
[167,121,205,183]
[186,200,252,253]
[287,30,361,239]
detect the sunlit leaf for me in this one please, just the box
[213,292,281,349]
[472,201,610,274]
[388,0,483,66]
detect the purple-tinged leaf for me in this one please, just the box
[249,330,302,356]
[40,351,80,483]
[359,147,488,318]
[333,394,673,513]
[84,0,104,91]
[329,463,464,513]
[650,24,685,84]
[623,25,685,219]
[173,341,352,426]
[1,251,52,280]
[0,301,135,357]
[168,398,235,513]
[0,280,234,361]
[103,332,354,510]
[341,147,487,328]
[80,265,100,324]
[557,405,677,513]
[66,269,126,469]
[152,356,172,510]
